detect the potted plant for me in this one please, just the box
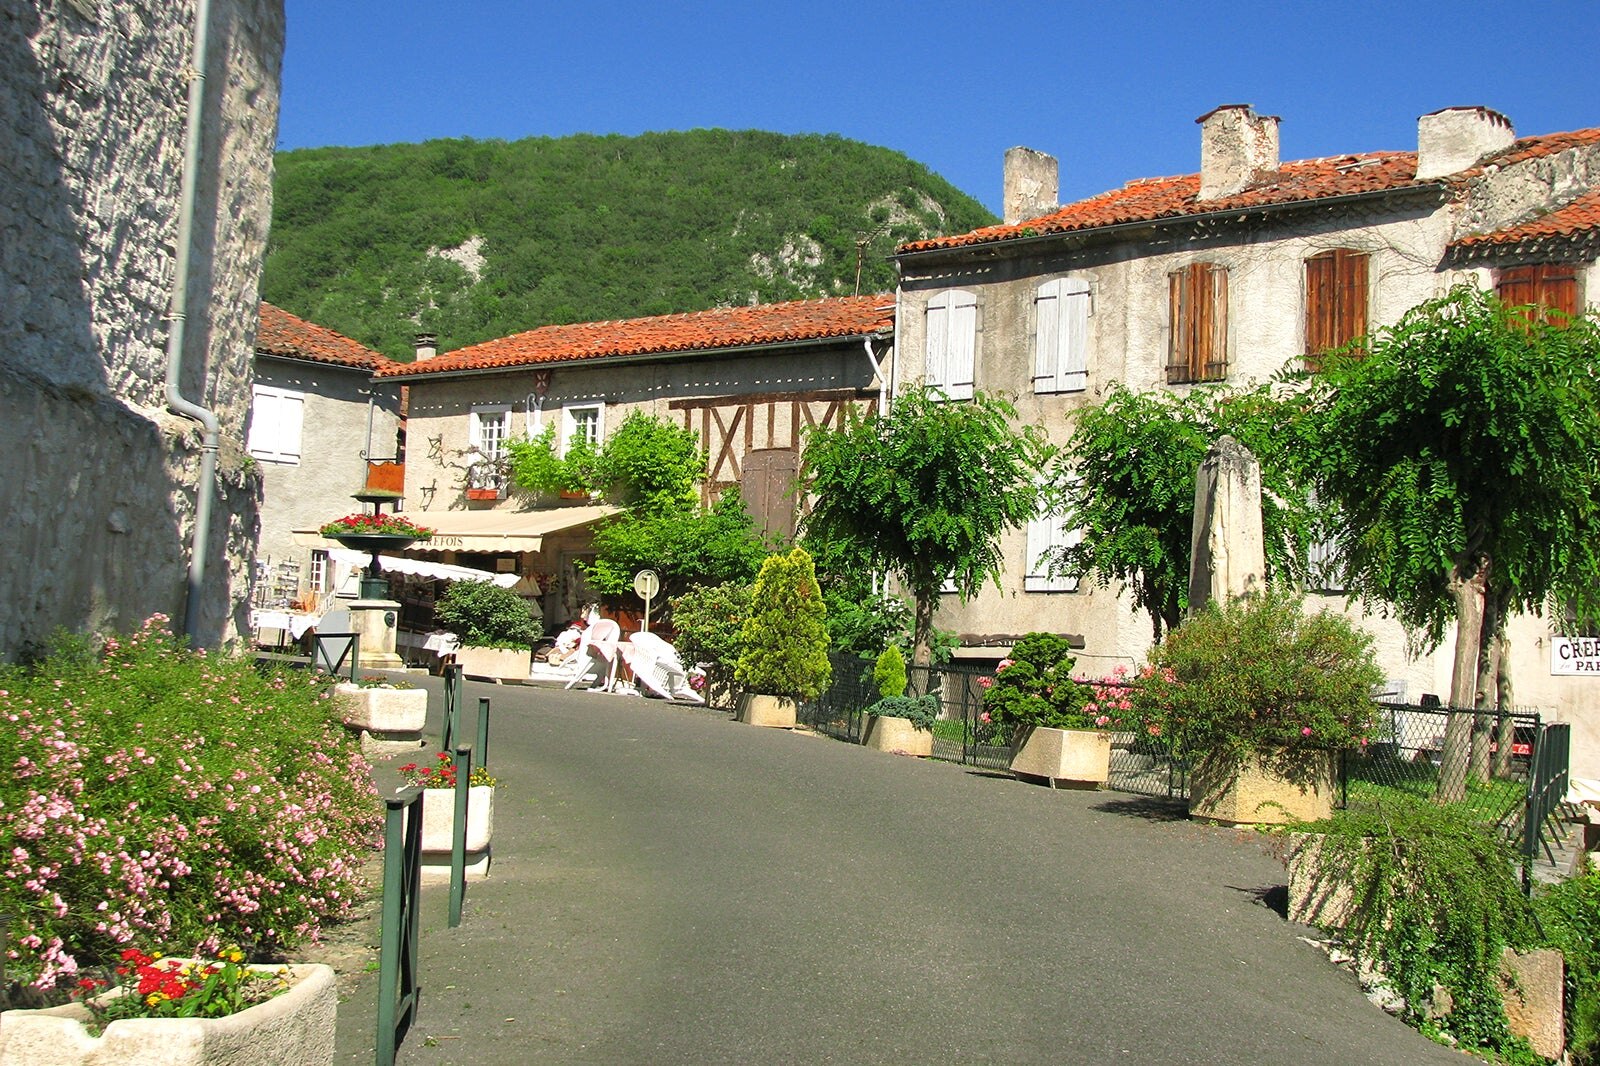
[398,753,498,879]
[1135,590,1383,825]
[861,644,936,756]
[434,579,541,682]
[733,547,831,728]
[333,674,427,741]
[319,511,433,599]
[981,633,1123,789]
[0,946,336,1066]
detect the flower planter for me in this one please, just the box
[419,784,494,879]
[863,714,933,757]
[333,683,427,737]
[1187,748,1336,825]
[1008,725,1112,789]
[465,488,501,501]
[454,645,531,683]
[736,692,797,729]
[0,963,336,1066]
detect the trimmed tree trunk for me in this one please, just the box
[911,593,936,670]
[1437,555,1487,803]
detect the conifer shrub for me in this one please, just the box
[872,644,907,700]
[734,547,832,700]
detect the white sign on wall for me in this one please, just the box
[1551,637,1600,675]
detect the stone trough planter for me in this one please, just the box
[1008,726,1112,789]
[862,714,933,757]
[333,683,427,738]
[1188,748,1335,825]
[419,784,494,880]
[736,692,797,729]
[0,963,336,1066]
[455,645,531,684]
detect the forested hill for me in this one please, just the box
[262,129,997,360]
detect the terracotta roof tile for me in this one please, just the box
[378,294,895,379]
[1451,188,1600,250]
[256,302,393,371]
[901,127,1600,255]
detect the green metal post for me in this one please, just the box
[448,743,472,928]
[377,787,422,1066]
[476,697,491,770]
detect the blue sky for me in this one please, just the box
[280,1,1600,216]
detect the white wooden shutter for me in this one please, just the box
[247,386,303,463]
[1035,279,1089,393]
[1024,507,1081,592]
[926,289,976,400]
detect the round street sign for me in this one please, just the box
[633,569,660,600]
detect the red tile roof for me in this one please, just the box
[900,127,1600,255]
[256,302,393,371]
[377,295,895,378]
[1451,188,1600,251]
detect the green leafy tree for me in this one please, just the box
[670,580,754,709]
[592,411,702,512]
[803,389,1051,667]
[735,547,832,699]
[1052,383,1313,642]
[801,530,912,658]
[582,489,769,604]
[1304,285,1600,799]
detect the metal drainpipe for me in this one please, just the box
[164,0,220,646]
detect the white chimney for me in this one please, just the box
[413,332,438,361]
[1003,147,1059,224]
[1197,105,1280,201]
[1415,106,1514,180]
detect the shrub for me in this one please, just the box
[0,618,380,994]
[1135,590,1382,760]
[1534,868,1600,1063]
[979,633,1103,739]
[434,579,540,648]
[872,644,907,700]
[734,547,832,700]
[670,580,753,709]
[863,693,938,733]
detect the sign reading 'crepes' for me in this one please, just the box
[1551,637,1600,675]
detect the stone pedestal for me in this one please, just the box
[348,598,404,669]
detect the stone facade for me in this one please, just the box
[893,106,1600,771]
[0,0,284,657]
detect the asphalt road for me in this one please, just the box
[332,678,1466,1065]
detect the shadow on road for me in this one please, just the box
[1089,795,1190,821]
[1230,882,1290,919]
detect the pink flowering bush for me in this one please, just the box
[0,617,381,994]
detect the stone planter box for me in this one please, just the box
[455,645,531,683]
[1189,748,1335,825]
[419,784,494,879]
[0,963,336,1066]
[333,683,427,737]
[1009,726,1112,789]
[863,714,933,757]
[736,692,797,729]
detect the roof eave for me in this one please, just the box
[254,349,389,375]
[894,183,1450,265]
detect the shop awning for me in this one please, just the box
[326,549,520,587]
[293,504,619,554]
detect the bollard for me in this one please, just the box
[476,696,491,770]
[376,787,423,1066]
[448,742,473,928]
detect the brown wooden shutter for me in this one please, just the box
[1167,270,1189,383]
[1202,264,1228,381]
[1305,249,1369,370]
[742,448,799,542]
[1498,263,1580,322]
[1167,263,1227,384]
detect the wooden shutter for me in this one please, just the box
[946,291,977,399]
[1035,278,1090,393]
[248,387,303,462]
[741,448,799,542]
[1305,249,1369,369]
[1498,264,1580,321]
[1168,264,1228,383]
[1024,508,1082,593]
[925,291,950,391]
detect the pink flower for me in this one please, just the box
[1301,727,1313,737]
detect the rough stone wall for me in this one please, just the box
[0,0,284,657]
[1455,141,1600,237]
[253,358,401,571]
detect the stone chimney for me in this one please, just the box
[1003,147,1059,224]
[413,332,438,361]
[1415,106,1514,180]
[1196,105,1280,201]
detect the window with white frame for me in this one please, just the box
[247,385,304,463]
[562,403,604,454]
[1024,503,1082,592]
[308,550,329,594]
[468,404,512,491]
[1034,278,1090,394]
[924,289,976,400]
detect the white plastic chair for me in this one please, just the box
[563,618,622,691]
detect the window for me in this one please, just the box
[562,403,604,455]
[246,385,304,463]
[1024,503,1082,593]
[1497,264,1579,322]
[1034,278,1090,394]
[1304,249,1369,369]
[925,289,977,400]
[308,550,329,594]
[469,405,511,460]
[1166,263,1228,384]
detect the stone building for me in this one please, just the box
[251,302,401,613]
[372,295,892,631]
[0,0,285,657]
[891,106,1600,770]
